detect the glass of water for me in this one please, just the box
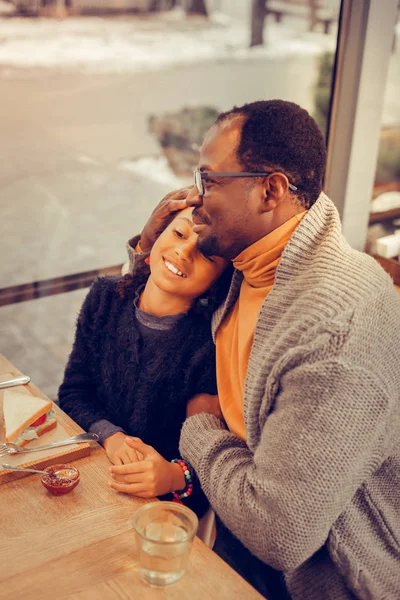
[132,501,198,587]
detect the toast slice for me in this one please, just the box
[4,391,56,446]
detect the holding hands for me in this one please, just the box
[108,437,185,498]
[105,394,223,498]
[103,432,142,465]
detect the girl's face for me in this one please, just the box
[149,207,228,303]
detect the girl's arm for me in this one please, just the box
[58,280,116,431]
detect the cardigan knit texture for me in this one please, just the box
[217,210,306,441]
[58,276,217,516]
[178,193,400,600]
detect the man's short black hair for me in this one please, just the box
[216,100,327,209]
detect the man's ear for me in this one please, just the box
[259,173,289,213]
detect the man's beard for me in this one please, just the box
[192,207,244,259]
[197,228,251,261]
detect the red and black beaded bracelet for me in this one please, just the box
[171,458,193,503]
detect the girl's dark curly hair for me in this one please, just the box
[116,245,233,320]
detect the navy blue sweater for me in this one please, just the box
[59,276,217,515]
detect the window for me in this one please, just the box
[368,7,400,283]
[0,0,343,396]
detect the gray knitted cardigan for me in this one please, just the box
[178,194,400,600]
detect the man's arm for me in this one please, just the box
[180,359,390,572]
[124,234,142,276]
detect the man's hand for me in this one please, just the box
[103,432,141,465]
[186,393,223,420]
[140,186,201,251]
[108,438,185,498]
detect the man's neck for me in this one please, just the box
[267,200,306,235]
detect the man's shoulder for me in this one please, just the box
[319,244,393,306]
[286,197,394,314]
[293,247,396,324]
[258,237,399,345]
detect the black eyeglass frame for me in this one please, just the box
[194,168,298,196]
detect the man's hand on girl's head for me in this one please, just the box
[140,186,196,252]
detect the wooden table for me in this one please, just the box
[0,356,262,600]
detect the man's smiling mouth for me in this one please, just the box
[164,259,187,278]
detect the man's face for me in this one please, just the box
[192,117,261,260]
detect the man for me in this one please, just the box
[127,100,400,599]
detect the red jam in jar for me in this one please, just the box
[41,464,80,496]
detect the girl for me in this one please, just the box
[58,205,231,515]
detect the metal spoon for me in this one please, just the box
[1,464,69,478]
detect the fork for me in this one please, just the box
[0,433,99,457]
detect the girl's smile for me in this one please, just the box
[163,257,188,278]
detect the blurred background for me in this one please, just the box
[0,0,399,398]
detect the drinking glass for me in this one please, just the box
[132,501,198,587]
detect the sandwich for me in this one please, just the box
[4,391,57,447]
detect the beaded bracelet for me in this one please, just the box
[171,458,193,503]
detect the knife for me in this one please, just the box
[0,376,31,390]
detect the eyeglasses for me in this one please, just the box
[194,168,298,196]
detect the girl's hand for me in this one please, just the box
[108,438,185,498]
[103,432,140,465]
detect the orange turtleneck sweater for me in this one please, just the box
[216,212,307,440]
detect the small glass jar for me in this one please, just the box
[40,464,80,496]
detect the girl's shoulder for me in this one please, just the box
[80,276,134,324]
[91,275,119,292]
[90,275,140,301]
[86,276,121,304]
